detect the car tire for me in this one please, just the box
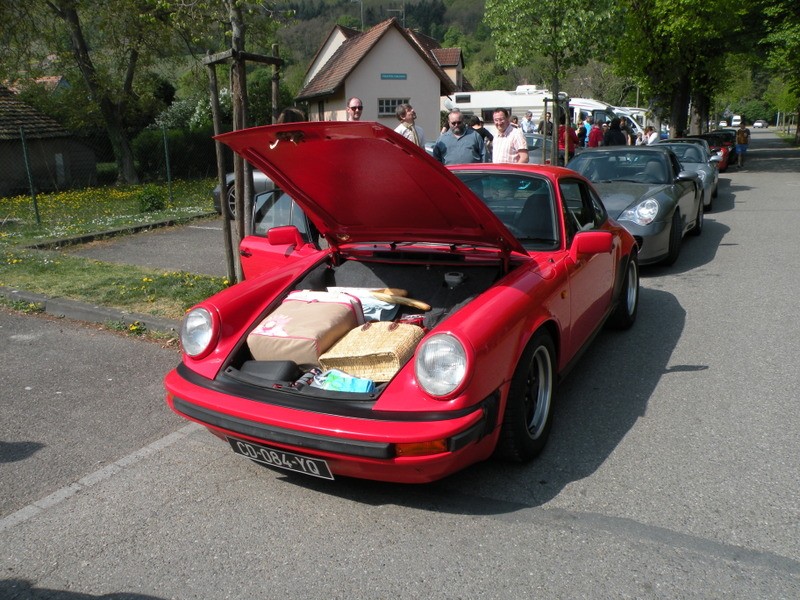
[663,209,682,266]
[690,198,703,236]
[495,331,556,462]
[225,184,237,219]
[608,254,639,330]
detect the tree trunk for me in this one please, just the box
[55,2,139,184]
[690,92,709,135]
[669,75,691,137]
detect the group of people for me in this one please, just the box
[431,107,529,165]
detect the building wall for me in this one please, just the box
[338,28,441,138]
[0,138,96,197]
[305,29,351,87]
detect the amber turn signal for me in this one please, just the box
[395,439,448,457]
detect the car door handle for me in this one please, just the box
[240,248,252,258]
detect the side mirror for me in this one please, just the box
[709,154,722,163]
[570,230,613,260]
[267,225,304,248]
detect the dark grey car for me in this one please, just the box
[567,146,701,266]
[212,170,273,217]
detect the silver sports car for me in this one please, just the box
[567,146,702,266]
[658,139,721,210]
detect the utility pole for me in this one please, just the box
[388,2,405,28]
[351,0,363,30]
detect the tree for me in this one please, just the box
[613,0,749,135]
[485,0,617,161]
[0,1,184,183]
[761,0,800,141]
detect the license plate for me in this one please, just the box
[227,437,334,480]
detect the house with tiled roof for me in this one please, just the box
[0,85,96,197]
[296,18,472,138]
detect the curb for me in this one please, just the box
[23,212,218,250]
[1,213,219,334]
[0,287,181,333]
[0,286,182,334]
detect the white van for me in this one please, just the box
[441,87,642,136]
[731,115,742,126]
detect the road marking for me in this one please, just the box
[0,423,202,533]
[188,225,222,231]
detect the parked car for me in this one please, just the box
[523,132,553,163]
[712,128,739,165]
[689,133,731,172]
[567,146,701,266]
[165,121,640,484]
[658,139,720,210]
[719,120,728,127]
[212,170,272,218]
[753,119,768,128]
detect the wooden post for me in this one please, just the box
[206,55,237,284]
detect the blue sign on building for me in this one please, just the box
[381,73,407,80]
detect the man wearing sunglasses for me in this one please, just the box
[346,97,364,121]
[432,109,486,165]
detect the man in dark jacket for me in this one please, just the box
[603,118,627,146]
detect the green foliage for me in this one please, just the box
[764,77,800,115]
[485,0,617,92]
[0,179,214,246]
[761,0,800,103]
[0,248,228,320]
[137,184,168,213]
[132,128,218,180]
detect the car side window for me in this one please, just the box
[559,179,600,238]
[668,154,682,176]
[253,190,310,239]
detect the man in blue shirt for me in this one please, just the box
[433,109,486,165]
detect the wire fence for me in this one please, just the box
[1,125,222,201]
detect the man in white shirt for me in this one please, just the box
[492,108,528,164]
[520,110,535,134]
[393,103,425,147]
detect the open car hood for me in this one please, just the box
[217,122,527,255]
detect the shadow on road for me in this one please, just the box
[257,287,685,514]
[0,579,166,600]
[744,130,800,174]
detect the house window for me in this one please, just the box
[378,98,409,117]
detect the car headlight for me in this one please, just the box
[415,334,467,397]
[181,307,215,358]
[618,198,660,226]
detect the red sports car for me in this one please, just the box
[689,133,730,172]
[165,122,639,483]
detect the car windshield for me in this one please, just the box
[568,150,670,184]
[661,144,703,163]
[453,172,558,248]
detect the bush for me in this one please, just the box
[132,127,219,181]
[96,163,118,185]
[137,184,167,213]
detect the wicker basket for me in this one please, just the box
[319,321,425,382]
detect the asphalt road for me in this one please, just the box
[1,129,798,599]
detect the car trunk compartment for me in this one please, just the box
[223,257,504,396]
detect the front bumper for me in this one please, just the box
[165,368,501,483]
[619,219,670,265]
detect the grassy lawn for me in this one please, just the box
[0,179,229,322]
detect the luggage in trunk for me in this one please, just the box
[247,291,363,369]
[319,321,425,382]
